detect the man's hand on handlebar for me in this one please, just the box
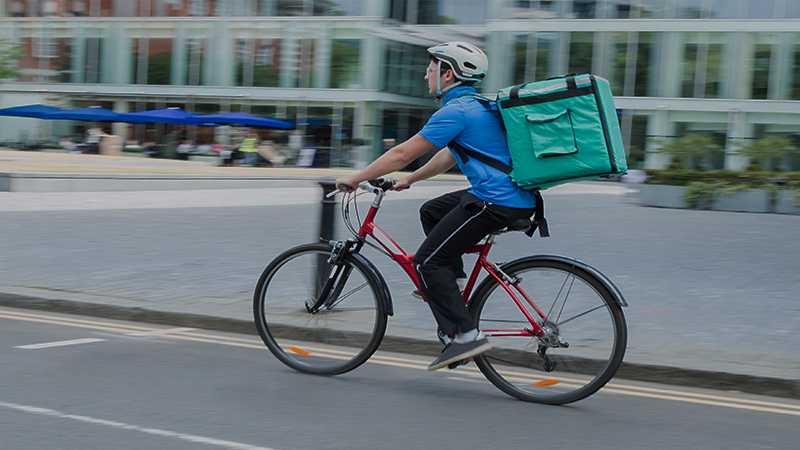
[334,176,405,195]
[390,175,412,191]
[335,176,359,193]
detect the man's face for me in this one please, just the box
[425,61,450,96]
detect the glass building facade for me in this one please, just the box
[1,0,799,170]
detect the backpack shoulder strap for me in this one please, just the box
[447,140,512,175]
[526,191,550,238]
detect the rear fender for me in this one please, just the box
[468,254,628,308]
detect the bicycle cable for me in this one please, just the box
[341,189,392,258]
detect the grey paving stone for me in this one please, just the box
[1,182,798,384]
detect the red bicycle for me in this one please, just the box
[254,179,628,404]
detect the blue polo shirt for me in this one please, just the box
[418,86,536,209]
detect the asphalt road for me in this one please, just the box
[1,308,798,450]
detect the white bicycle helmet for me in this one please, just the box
[427,41,488,100]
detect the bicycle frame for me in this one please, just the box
[351,186,546,339]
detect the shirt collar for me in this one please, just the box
[441,85,477,106]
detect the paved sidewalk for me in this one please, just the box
[1,150,799,398]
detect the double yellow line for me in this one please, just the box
[3,308,799,416]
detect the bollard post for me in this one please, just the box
[318,177,337,242]
[316,177,338,294]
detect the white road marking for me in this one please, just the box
[0,401,283,450]
[3,310,799,416]
[446,376,487,384]
[126,327,197,336]
[15,338,107,349]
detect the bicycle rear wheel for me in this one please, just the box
[469,256,627,405]
[254,243,388,375]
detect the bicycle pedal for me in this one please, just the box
[447,359,470,370]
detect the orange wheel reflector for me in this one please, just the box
[534,379,560,387]
[289,346,311,356]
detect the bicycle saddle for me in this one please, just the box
[505,218,532,233]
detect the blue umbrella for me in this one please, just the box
[0,104,63,118]
[289,118,332,127]
[116,108,201,125]
[40,107,148,123]
[195,112,293,129]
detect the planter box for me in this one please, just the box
[775,190,800,215]
[641,184,771,212]
[712,189,771,213]
[640,184,688,209]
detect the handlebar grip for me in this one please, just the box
[338,184,353,192]
[368,178,395,191]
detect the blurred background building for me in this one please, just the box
[1,0,799,170]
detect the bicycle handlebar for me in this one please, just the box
[326,178,401,198]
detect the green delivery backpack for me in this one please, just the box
[496,74,627,190]
[449,75,627,237]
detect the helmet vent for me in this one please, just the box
[457,44,474,53]
[464,61,477,70]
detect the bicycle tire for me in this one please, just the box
[468,256,627,405]
[254,242,389,375]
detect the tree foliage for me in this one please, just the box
[733,135,798,171]
[654,133,721,169]
[0,39,24,80]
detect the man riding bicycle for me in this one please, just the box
[335,41,537,371]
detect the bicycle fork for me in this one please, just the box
[307,239,360,314]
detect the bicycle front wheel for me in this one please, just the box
[469,256,627,405]
[254,243,388,375]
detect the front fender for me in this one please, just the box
[348,252,395,316]
[468,254,628,309]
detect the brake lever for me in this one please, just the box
[326,184,353,198]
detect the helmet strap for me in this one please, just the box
[434,59,463,102]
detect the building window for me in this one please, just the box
[787,1,800,18]
[513,34,529,85]
[634,32,656,97]
[418,0,487,24]
[704,43,723,98]
[331,40,361,89]
[568,32,593,75]
[748,0,776,19]
[383,42,428,97]
[608,32,628,96]
[236,40,251,63]
[505,0,568,19]
[681,43,698,98]
[710,0,737,18]
[387,0,407,21]
[34,38,58,58]
[72,0,88,17]
[188,0,207,16]
[751,44,771,99]
[792,44,800,101]
[253,40,279,88]
[608,0,633,19]
[256,44,274,66]
[675,0,708,19]
[314,0,364,16]
[535,32,558,80]
[186,39,204,86]
[572,0,596,19]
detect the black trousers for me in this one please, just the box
[412,189,535,337]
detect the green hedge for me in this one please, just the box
[644,169,800,189]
